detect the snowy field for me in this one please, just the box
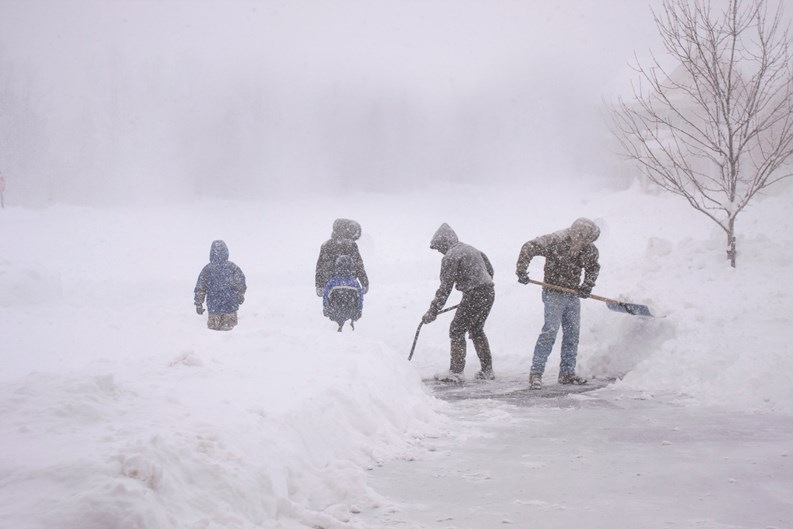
[1,177,792,528]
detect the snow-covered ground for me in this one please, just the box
[1,178,792,528]
[363,389,793,529]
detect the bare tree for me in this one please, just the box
[611,0,793,267]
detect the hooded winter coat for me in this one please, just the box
[315,218,369,292]
[194,240,247,314]
[428,223,494,314]
[516,218,600,291]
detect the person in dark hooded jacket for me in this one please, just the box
[315,218,369,297]
[516,217,601,389]
[423,223,496,383]
[194,240,247,331]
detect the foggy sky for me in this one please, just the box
[0,0,663,205]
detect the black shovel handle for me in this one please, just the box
[407,304,459,361]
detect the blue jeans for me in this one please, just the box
[530,289,580,376]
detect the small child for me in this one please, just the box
[323,255,364,331]
[194,240,247,331]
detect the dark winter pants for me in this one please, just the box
[448,284,495,373]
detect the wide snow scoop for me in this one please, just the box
[408,304,459,361]
[527,279,653,317]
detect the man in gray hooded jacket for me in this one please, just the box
[423,223,495,383]
[516,218,600,389]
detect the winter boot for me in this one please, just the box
[558,373,588,385]
[474,369,495,380]
[434,370,465,383]
[529,373,543,390]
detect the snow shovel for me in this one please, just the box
[527,279,653,317]
[408,304,459,361]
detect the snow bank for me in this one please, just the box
[608,225,793,413]
[0,330,444,529]
[576,185,793,413]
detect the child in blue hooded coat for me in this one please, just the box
[323,255,363,331]
[194,240,247,331]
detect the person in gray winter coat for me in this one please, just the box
[423,223,496,383]
[516,218,601,389]
[315,218,369,297]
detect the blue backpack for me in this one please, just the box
[322,256,363,331]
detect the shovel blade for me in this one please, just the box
[606,301,653,317]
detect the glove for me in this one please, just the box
[362,284,369,295]
[238,294,245,305]
[577,285,592,299]
[316,287,323,297]
[422,310,437,324]
[195,304,205,315]
[517,272,530,285]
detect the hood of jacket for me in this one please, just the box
[209,240,229,263]
[429,223,459,254]
[569,218,600,254]
[331,218,361,241]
